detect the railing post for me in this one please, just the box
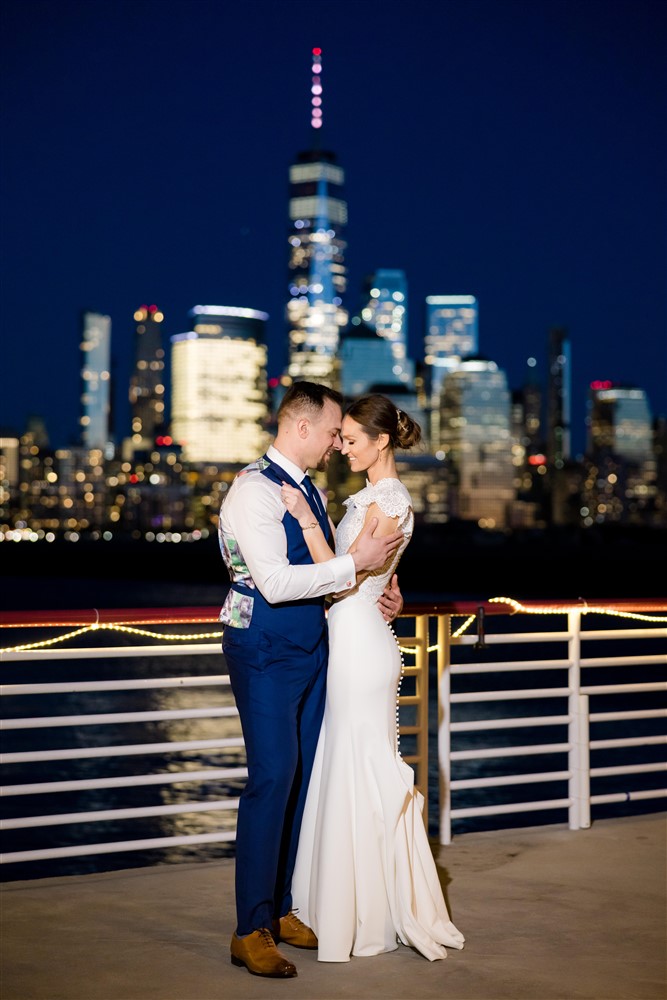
[568,609,583,830]
[437,613,452,845]
[416,613,429,816]
[577,694,591,829]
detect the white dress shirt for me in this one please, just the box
[218,445,356,604]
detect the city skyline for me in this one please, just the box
[1,0,665,455]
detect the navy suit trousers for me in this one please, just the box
[223,623,328,936]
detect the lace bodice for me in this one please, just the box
[335,478,413,605]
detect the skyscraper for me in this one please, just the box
[425,295,479,395]
[587,383,653,462]
[439,357,515,528]
[583,382,656,524]
[339,322,398,398]
[79,311,112,453]
[286,49,348,387]
[129,304,166,449]
[170,306,269,464]
[358,269,412,382]
[425,295,478,445]
[547,326,572,465]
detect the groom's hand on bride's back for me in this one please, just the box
[377,573,403,622]
[351,516,403,574]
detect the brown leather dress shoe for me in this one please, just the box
[273,910,318,949]
[230,929,297,977]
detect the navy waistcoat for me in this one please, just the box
[230,458,331,653]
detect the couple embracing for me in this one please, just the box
[218,381,464,978]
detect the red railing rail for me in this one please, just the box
[1,597,666,629]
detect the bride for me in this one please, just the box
[280,393,465,963]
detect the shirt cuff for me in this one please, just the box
[330,553,356,592]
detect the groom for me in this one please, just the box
[218,381,404,978]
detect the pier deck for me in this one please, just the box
[1,813,665,1000]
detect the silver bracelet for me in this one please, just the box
[301,521,318,531]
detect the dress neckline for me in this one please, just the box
[365,477,402,488]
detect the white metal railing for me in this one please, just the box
[437,604,667,843]
[1,600,666,868]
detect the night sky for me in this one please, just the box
[1,0,665,456]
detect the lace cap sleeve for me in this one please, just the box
[370,479,412,523]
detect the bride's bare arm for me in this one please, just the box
[280,483,335,563]
[281,484,403,577]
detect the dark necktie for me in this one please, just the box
[302,475,323,518]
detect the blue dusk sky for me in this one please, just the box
[1,0,665,456]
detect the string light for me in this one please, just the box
[1,598,663,657]
[488,596,667,622]
[0,622,224,655]
[395,598,666,659]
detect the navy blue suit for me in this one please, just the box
[222,458,332,936]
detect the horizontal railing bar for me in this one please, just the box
[1,831,237,864]
[2,707,239,730]
[1,799,241,830]
[590,709,667,722]
[590,763,666,777]
[2,738,245,764]
[4,642,663,667]
[451,715,571,731]
[451,629,666,650]
[451,687,570,703]
[590,736,667,750]
[452,659,569,674]
[451,742,570,760]
[578,656,667,669]
[451,770,571,790]
[591,789,667,804]
[453,629,666,647]
[581,682,666,695]
[451,655,665,675]
[579,628,667,641]
[451,797,571,818]
[1,676,230,695]
[0,644,223,662]
[1,768,248,796]
[452,632,571,646]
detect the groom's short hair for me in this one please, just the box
[277,381,343,423]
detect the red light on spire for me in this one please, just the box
[590,379,614,390]
[312,47,321,55]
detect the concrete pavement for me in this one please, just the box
[1,812,665,1000]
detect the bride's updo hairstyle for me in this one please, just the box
[345,394,422,451]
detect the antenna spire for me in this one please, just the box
[311,47,323,131]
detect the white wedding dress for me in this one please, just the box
[292,478,465,962]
